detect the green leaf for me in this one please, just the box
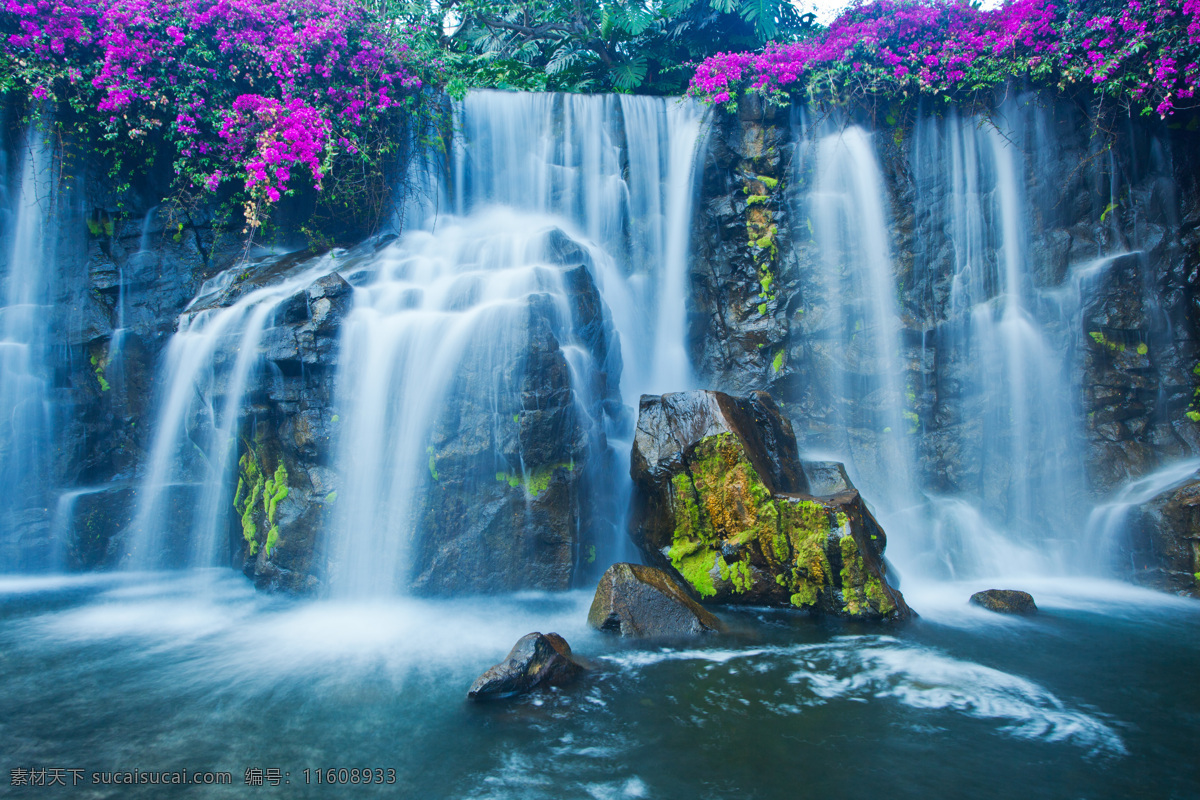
[739,0,777,39]
[611,56,648,90]
[614,5,654,35]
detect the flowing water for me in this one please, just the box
[1,572,1196,798]
[0,121,57,572]
[0,93,1197,797]
[126,254,342,570]
[326,92,705,591]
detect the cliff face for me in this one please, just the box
[688,92,1200,582]
[5,89,1199,594]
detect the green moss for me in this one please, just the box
[1188,411,1200,423]
[586,545,596,565]
[426,446,438,481]
[839,535,869,615]
[757,302,768,315]
[263,462,289,525]
[1136,342,1148,355]
[264,525,280,558]
[1089,331,1125,352]
[89,348,111,392]
[331,414,340,423]
[746,193,768,206]
[495,463,571,496]
[789,582,818,608]
[865,575,895,614]
[324,491,338,503]
[669,541,718,598]
[756,174,779,190]
[719,556,755,594]
[772,349,784,373]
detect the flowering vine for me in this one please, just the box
[1,0,433,225]
[690,0,1200,118]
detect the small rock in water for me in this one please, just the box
[588,562,726,637]
[969,589,1038,614]
[468,632,585,700]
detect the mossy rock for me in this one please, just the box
[630,390,913,621]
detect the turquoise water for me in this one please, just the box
[1,572,1197,798]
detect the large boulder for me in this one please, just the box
[588,562,725,637]
[468,632,586,700]
[630,390,912,620]
[1121,472,1200,597]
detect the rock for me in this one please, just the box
[588,562,726,637]
[630,390,913,620]
[1121,474,1200,597]
[969,590,1038,614]
[468,632,586,700]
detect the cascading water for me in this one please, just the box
[792,119,918,512]
[126,254,340,569]
[789,103,1151,583]
[323,91,704,595]
[0,121,57,571]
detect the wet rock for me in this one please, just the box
[969,590,1038,614]
[468,632,586,700]
[588,562,725,637]
[630,390,912,620]
[1121,474,1200,597]
[410,228,619,594]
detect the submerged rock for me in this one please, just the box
[630,390,912,621]
[588,562,726,637]
[969,590,1038,614]
[468,632,586,700]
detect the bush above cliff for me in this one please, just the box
[690,0,1200,118]
[1,0,436,230]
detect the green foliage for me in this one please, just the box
[431,0,813,94]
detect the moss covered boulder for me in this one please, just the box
[630,390,912,621]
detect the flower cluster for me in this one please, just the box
[2,0,430,210]
[690,0,1200,117]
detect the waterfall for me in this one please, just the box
[788,103,1139,582]
[126,254,341,569]
[323,91,704,595]
[0,121,57,571]
[793,121,918,510]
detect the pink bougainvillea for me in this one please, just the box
[1,0,429,205]
[691,0,1200,117]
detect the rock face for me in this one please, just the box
[468,632,586,699]
[969,589,1038,614]
[588,562,725,637]
[1122,475,1200,597]
[630,390,912,620]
